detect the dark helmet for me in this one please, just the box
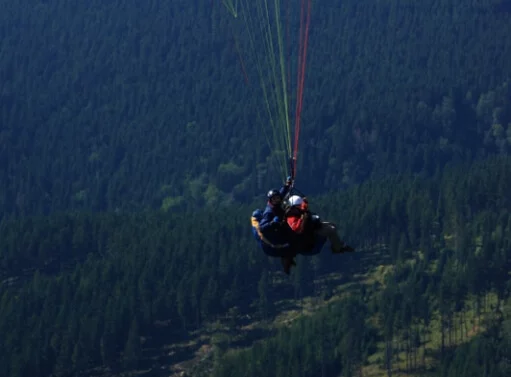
[267,189,282,200]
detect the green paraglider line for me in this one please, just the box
[221,0,239,17]
[240,0,290,176]
[216,0,314,180]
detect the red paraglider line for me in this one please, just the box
[292,0,311,178]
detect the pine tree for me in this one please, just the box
[123,318,141,370]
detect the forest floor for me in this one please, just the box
[88,244,495,377]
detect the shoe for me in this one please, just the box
[332,244,355,254]
[341,245,355,252]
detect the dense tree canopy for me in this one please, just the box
[1,0,511,217]
[1,157,510,376]
[1,0,511,376]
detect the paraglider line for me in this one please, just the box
[292,0,312,177]
[232,33,250,85]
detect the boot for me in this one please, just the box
[332,243,355,254]
[340,244,355,253]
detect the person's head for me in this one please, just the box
[267,189,283,207]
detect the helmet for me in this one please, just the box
[288,195,304,207]
[267,189,282,200]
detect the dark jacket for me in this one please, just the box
[258,184,292,244]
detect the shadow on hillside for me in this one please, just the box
[260,246,393,324]
[136,324,279,374]
[133,246,394,376]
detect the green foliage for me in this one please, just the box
[123,319,142,370]
[213,295,375,377]
[0,157,510,376]
[2,0,511,375]
[1,0,511,217]
[210,157,511,377]
[161,195,184,211]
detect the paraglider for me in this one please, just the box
[251,172,355,274]
[214,0,355,273]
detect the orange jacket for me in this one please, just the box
[285,199,309,233]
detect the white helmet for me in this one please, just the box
[288,195,304,207]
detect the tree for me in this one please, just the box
[257,270,273,321]
[123,318,141,370]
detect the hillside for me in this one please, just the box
[2,0,511,375]
[1,0,511,217]
[1,157,510,377]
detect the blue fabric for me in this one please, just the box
[251,207,293,257]
[279,183,291,198]
[258,184,292,244]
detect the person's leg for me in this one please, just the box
[315,222,353,253]
[278,245,297,275]
[280,256,296,274]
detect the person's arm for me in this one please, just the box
[259,211,279,232]
[279,176,293,197]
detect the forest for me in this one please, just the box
[1,0,511,216]
[1,0,510,376]
[1,158,510,377]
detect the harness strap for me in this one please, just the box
[251,216,289,249]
